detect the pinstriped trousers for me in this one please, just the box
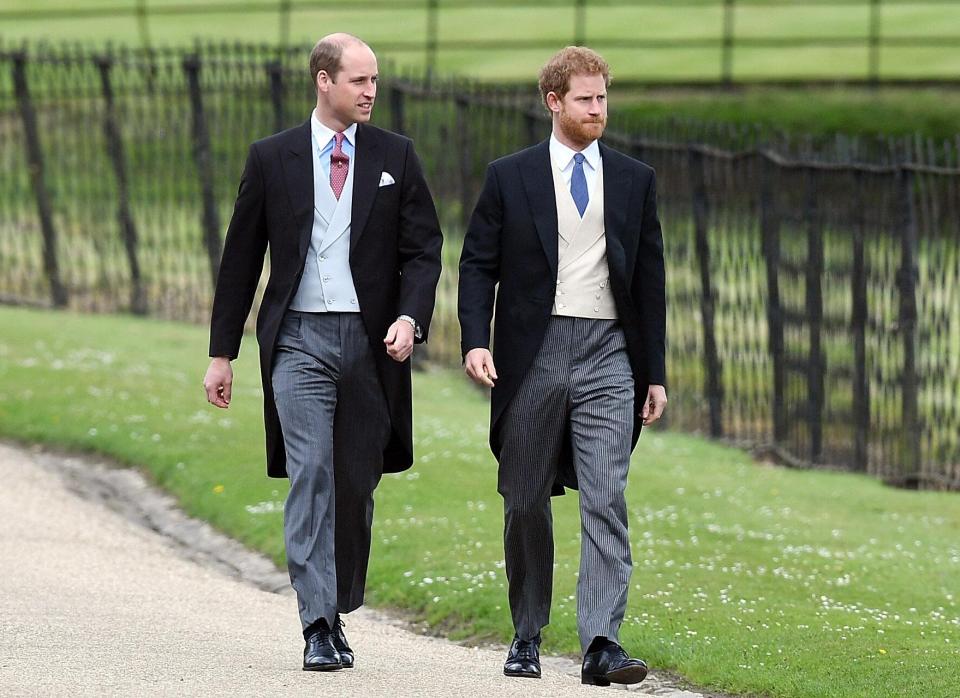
[498,316,635,652]
[271,311,391,631]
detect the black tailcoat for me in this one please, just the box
[209,121,443,478]
[458,139,665,494]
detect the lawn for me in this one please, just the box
[0,305,957,697]
[4,0,960,83]
[6,3,960,143]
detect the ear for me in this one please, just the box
[316,70,330,93]
[545,91,561,114]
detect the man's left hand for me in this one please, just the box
[384,320,415,363]
[641,384,667,426]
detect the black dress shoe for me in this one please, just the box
[331,615,354,669]
[303,624,342,671]
[503,634,541,679]
[581,641,648,686]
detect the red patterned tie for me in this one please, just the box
[330,132,349,200]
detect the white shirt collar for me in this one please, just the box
[549,132,600,172]
[311,110,357,150]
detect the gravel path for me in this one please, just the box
[0,442,711,697]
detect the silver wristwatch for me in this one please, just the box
[397,314,422,340]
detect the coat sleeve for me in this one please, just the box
[208,143,268,360]
[631,169,666,386]
[396,139,443,343]
[458,164,503,357]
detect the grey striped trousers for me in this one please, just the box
[498,316,635,652]
[271,311,391,631]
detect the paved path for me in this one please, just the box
[0,443,709,697]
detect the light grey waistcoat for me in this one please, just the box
[289,149,361,312]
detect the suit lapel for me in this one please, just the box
[350,123,385,254]
[599,142,633,277]
[518,140,559,279]
[280,121,315,261]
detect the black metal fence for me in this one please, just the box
[1,43,958,489]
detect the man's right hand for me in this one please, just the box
[464,348,498,388]
[203,357,233,408]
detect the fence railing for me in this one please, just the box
[1,42,958,490]
[4,1,960,84]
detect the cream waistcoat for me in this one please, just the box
[550,158,618,319]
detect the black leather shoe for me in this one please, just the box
[503,634,541,679]
[303,623,342,671]
[331,615,354,669]
[581,641,648,686]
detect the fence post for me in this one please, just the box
[524,107,543,146]
[851,170,870,471]
[689,147,723,437]
[278,0,292,52]
[803,169,825,463]
[721,0,736,86]
[12,52,68,308]
[868,0,881,86]
[135,0,152,53]
[425,0,439,81]
[390,83,406,135]
[574,0,587,45]
[897,168,921,481]
[760,155,786,444]
[455,95,472,231]
[183,55,223,289]
[96,55,147,315]
[267,59,284,134]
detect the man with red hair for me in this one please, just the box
[459,46,666,686]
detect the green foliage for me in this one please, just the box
[613,86,960,141]
[0,306,958,697]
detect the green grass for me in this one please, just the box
[4,0,960,82]
[8,1,960,142]
[0,305,958,697]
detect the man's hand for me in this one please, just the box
[203,357,233,408]
[464,348,498,388]
[641,384,667,426]
[384,320,415,363]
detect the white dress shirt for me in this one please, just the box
[549,133,601,200]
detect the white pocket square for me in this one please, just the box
[378,171,395,187]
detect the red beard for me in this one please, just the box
[558,109,606,148]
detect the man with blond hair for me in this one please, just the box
[203,33,442,671]
[458,46,666,686]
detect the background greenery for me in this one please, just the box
[1,305,957,697]
[5,0,960,80]
[5,1,960,138]
[615,87,960,142]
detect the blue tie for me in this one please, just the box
[570,152,588,217]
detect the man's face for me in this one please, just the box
[317,43,378,128]
[551,73,607,148]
